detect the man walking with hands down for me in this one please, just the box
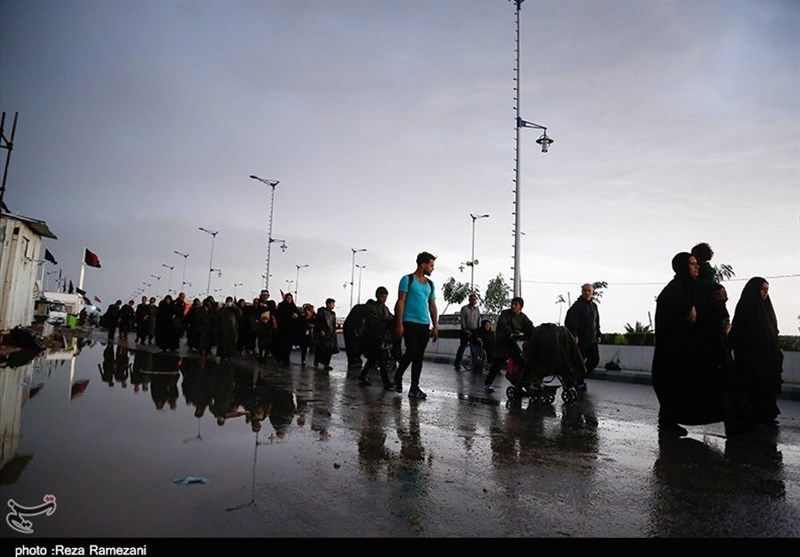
[394,252,439,399]
[564,283,602,391]
[454,294,481,371]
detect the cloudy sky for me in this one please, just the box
[1,0,798,335]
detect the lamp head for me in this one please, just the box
[536,131,554,153]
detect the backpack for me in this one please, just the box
[404,273,434,298]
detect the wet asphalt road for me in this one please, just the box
[2,333,799,539]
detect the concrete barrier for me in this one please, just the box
[416,337,800,399]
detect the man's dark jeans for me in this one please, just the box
[394,322,430,390]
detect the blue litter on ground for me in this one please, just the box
[173,476,210,485]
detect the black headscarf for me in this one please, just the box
[671,252,692,279]
[730,277,778,343]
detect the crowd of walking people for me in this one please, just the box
[96,243,785,438]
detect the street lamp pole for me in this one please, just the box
[249,175,280,291]
[174,250,189,291]
[150,275,161,298]
[356,263,365,304]
[199,227,219,298]
[350,248,366,309]
[295,264,309,302]
[161,264,175,296]
[469,213,489,292]
[512,0,553,298]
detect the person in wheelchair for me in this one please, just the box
[475,320,494,363]
[483,297,534,393]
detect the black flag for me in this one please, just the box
[44,249,58,265]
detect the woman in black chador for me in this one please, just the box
[273,293,301,365]
[155,295,180,351]
[652,252,726,437]
[729,277,784,427]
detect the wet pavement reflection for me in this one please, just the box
[1,335,799,538]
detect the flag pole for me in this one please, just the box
[78,247,86,291]
[39,259,47,294]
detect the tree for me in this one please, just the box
[714,263,735,282]
[592,280,608,303]
[483,273,511,318]
[624,321,652,334]
[441,276,471,316]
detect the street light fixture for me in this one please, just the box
[174,250,189,291]
[468,213,489,292]
[295,264,309,302]
[350,248,366,309]
[511,0,552,298]
[161,264,175,296]
[249,174,281,291]
[233,282,244,300]
[198,227,219,297]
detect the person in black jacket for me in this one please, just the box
[564,283,601,390]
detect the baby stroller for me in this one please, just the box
[461,335,487,373]
[505,323,584,405]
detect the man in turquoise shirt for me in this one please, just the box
[393,251,439,399]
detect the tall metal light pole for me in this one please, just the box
[468,213,489,292]
[174,250,189,292]
[150,274,161,298]
[511,0,553,298]
[199,227,219,297]
[350,248,366,309]
[295,264,309,301]
[161,264,174,296]
[249,175,280,291]
[355,263,366,304]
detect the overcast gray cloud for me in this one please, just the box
[1,0,797,334]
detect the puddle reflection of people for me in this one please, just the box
[651,435,785,536]
[269,389,296,439]
[149,353,181,411]
[388,397,431,534]
[356,389,392,479]
[130,348,152,394]
[98,343,115,387]
[310,368,332,440]
[180,357,213,419]
[210,367,238,426]
[114,345,130,388]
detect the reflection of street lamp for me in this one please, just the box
[468,213,489,292]
[295,264,309,301]
[249,174,281,291]
[161,264,175,296]
[355,263,366,304]
[350,248,366,309]
[174,250,189,291]
[511,0,553,298]
[199,227,219,298]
